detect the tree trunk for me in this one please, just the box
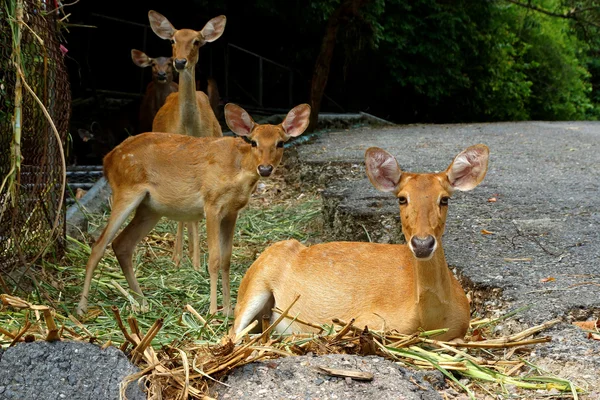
[308,0,370,132]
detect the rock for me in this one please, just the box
[0,341,145,400]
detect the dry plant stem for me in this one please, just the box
[111,306,137,345]
[426,337,551,349]
[61,325,82,339]
[332,318,367,335]
[10,320,31,346]
[2,0,23,211]
[185,304,216,336]
[101,340,112,350]
[68,314,94,338]
[177,348,190,400]
[43,309,60,341]
[248,346,292,358]
[0,326,16,339]
[132,318,163,361]
[316,366,374,381]
[128,315,142,338]
[12,67,67,267]
[208,296,303,376]
[275,307,324,331]
[506,362,525,376]
[333,318,355,341]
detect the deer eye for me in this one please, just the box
[170,39,175,44]
[398,196,407,205]
[251,140,257,147]
[193,40,200,46]
[440,196,450,206]
[276,141,284,148]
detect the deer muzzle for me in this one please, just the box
[410,235,436,259]
[258,165,274,177]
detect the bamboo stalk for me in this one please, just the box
[0,326,16,339]
[1,0,23,207]
[111,306,137,345]
[43,309,60,341]
[332,318,355,341]
[10,320,31,346]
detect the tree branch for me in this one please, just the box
[501,0,600,29]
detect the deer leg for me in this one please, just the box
[205,209,222,315]
[172,221,184,267]
[218,211,239,317]
[188,220,201,271]
[111,203,161,312]
[77,192,145,316]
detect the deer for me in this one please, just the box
[75,103,311,317]
[147,10,226,271]
[131,49,179,134]
[230,144,489,342]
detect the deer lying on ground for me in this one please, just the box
[148,10,226,270]
[230,144,489,342]
[76,103,311,317]
[131,49,178,134]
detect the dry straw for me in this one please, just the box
[0,293,583,400]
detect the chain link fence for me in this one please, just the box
[0,1,71,278]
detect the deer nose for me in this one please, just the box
[258,165,274,177]
[174,58,187,70]
[157,72,167,80]
[410,235,436,259]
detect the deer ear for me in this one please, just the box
[446,144,489,191]
[224,103,254,137]
[365,147,402,193]
[131,50,152,68]
[201,15,226,43]
[282,104,310,138]
[148,10,176,40]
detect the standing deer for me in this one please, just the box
[76,103,311,317]
[230,144,489,342]
[131,49,178,134]
[148,10,226,270]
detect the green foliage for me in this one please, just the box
[518,1,594,120]
[289,0,599,122]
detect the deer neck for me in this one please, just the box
[412,245,454,311]
[176,67,203,136]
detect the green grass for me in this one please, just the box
[1,190,323,347]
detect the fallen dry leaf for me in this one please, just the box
[471,328,486,342]
[540,277,556,283]
[481,229,494,235]
[487,197,497,203]
[588,333,600,341]
[572,319,599,331]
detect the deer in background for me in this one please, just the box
[131,49,179,134]
[230,144,489,342]
[76,103,311,317]
[148,10,226,271]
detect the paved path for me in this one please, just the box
[288,121,600,394]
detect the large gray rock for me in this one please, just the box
[0,341,146,400]
[211,354,443,400]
